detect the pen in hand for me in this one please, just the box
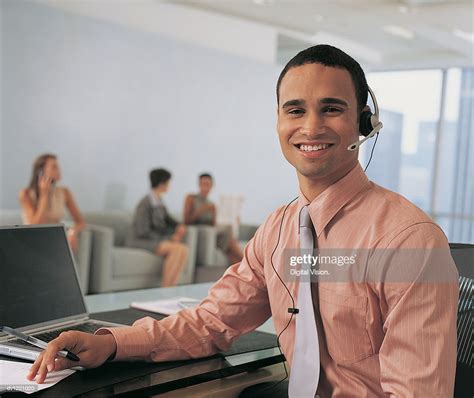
[0,326,80,362]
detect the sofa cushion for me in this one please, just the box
[112,247,163,277]
[84,212,133,246]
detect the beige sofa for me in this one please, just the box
[195,223,259,266]
[83,212,198,294]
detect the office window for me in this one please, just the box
[434,69,473,243]
[364,70,443,209]
[365,68,473,244]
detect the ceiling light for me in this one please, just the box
[398,6,410,13]
[253,0,273,5]
[453,29,474,44]
[383,25,415,40]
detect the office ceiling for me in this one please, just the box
[168,0,473,69]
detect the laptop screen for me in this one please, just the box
[0,225,87,329]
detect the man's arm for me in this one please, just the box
[28,221,272,382]
[104,224,271,361]
[373,223,459,397]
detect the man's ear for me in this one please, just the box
[276,105,280,131]
[358,105,374,136]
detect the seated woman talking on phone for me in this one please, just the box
[18,153,85,252]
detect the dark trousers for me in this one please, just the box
[239,380,289,398]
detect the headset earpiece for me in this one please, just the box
[359,110,374,137]
[348,86,383,151]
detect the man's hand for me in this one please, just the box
[27,331,117,384]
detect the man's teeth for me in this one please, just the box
[300,144,330,152]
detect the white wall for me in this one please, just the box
[35,0,278,65]
[1,0,297,224]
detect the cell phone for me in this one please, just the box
[37,170,55,186]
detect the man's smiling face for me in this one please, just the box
[277,63,360,187]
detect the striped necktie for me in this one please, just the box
[288,205,320,397]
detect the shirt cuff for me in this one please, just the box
[95,326,152,361]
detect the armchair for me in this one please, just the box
[196,223,259,267]
[84,212,197,293]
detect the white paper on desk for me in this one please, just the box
[0,359,75,394]
[130,296,200,315]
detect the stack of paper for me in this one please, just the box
[0,359,75,394]
[130,297,200,315]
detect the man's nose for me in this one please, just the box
[299,111,324,136]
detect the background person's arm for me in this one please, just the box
[164,205,179,229]
[183,194,195,224]
[18,184,50,224]
[374,223,459,397]
[134,199,152,239]
[64,187,85,251]
[183,194,215,225]
[64,187,85,232]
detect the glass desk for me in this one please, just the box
[2,283,285,397]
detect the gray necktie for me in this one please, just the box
[288,205,320,397]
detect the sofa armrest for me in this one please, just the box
[195,225,218,267]
[75,227,92,294]
[87,224,115,294]
[111,247,164,281]
[180,225,198,284]
[238,224,259,242]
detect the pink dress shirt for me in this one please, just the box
[100,164,458,397]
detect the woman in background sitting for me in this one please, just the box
[19,153,85,252]
[127,168,188,287]
[183,173,243,265]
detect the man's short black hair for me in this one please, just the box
[276,44,369,114]
[150,168,171,188]
[199,173,213,180]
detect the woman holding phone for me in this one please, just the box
[18,153,85,252]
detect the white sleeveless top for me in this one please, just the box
[22,186,66,224]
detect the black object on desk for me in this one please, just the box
[0,308,284,397]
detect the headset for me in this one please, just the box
[347,86,383,151]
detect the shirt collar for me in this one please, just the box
[149,191,163,207]
[296,163,371,237]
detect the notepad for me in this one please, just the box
[0,359,75,394]
[130,297,200,315]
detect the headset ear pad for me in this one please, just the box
[359,110,374,137]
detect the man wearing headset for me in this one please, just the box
[29,45,458,397]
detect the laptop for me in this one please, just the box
[0,224,123,361]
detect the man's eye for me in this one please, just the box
[323,106,342,114]
[288,108,304,115]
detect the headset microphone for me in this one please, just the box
[347,86,383,151]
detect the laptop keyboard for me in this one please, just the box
[10,322,101,347]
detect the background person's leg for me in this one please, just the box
[156,241,189,287]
